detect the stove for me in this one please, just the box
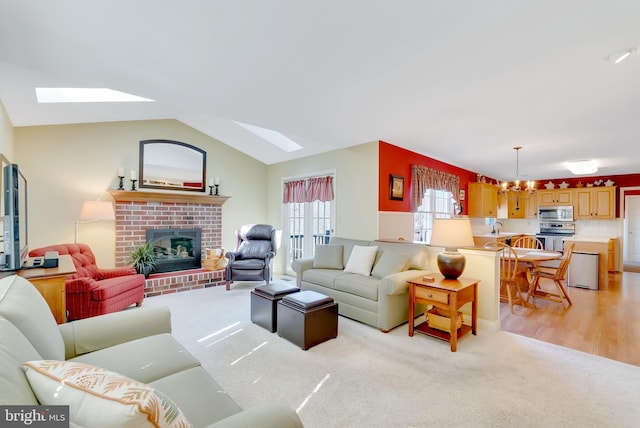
[536,222,575,251]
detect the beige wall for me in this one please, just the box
[14,120,268,267]
[266,142,379,273]
[0,100,13,160]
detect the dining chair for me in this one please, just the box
[498,245,526,314]
[527,242,575,309]
[512,235,544,250]
[483,241,507,249]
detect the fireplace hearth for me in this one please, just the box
[147,228,202,273]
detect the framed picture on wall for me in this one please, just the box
[390,175,404,200]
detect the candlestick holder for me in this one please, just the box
[118,175,125,190]
[208,185,214,196]
[214,184,219,196]
[130,179,137,191]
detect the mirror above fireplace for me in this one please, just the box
[139,140,206,192]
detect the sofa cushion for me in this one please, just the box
[69,333,200,385]
[22,360,192,428]
[0,316,41,405]
[150,366,242,427]
[371,251,410,279]
[0,275,64,360]
[329,237,371,266]
[344,245,378,276]
[302,269,348,289]
[91,275,145,301]
[334,273,379,301]
[312,245,344,269]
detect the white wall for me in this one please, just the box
[266,142,379,273]
[14,120,268,267]
[0,100,13,160]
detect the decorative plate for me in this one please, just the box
[605,179,615,187]
[545,181,555,190]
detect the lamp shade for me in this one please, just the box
[79,200,115,221]
[429,217,474,250]
[429,217,474,279]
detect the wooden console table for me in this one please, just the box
[18,255,76,324]
[408,275,478,352]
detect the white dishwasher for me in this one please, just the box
[568,251,599,290]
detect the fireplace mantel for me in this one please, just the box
[109,190,230,205]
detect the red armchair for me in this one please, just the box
[29,243,145,321]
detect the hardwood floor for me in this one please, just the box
[500,270,640,367]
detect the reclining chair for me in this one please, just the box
[29,243,145,321]
[225,224,277,290]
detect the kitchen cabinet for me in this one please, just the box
[505,191,526,218]
[525,192,538,218]
[574,187,615,220]
[537,189,573,207]
[468,183,499,217]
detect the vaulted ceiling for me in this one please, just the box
[1,1,639,182]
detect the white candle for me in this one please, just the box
[209,178,213,186]
[130,170,137,180]
[118,167,124,177]
[215,177,220,185]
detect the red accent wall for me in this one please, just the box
[378,141,477,214]
[378,141,640,218]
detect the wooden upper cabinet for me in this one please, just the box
[536,189,573,207]
[525,192,538,218]
[506,191,526,219]
[468,182,499,217]
[575,187,615,219]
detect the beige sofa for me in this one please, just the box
[292,237,431,332]
[0,274,303,428]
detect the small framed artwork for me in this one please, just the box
[459,189,466,201]
[389,175,404,201]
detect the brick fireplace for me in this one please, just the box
[109,190,229,296]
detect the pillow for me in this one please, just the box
[22,360,192,428]
[313,245,344,269]
[371,251,410,279]
[344,245,378,276]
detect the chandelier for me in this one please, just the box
[498,147,535,210]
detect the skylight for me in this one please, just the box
[35,88,154,103]
[235,121,303,152]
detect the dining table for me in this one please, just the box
[500,247,562,308]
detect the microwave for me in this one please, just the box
[538,206,574,222]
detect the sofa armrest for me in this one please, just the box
[208,404,303,428]
[97,266,138,279]
[58,306,172,359]
[379,269,433,295]
[291,258,314,286]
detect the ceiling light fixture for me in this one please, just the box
[498,146,535,211]
[36,88,154,103]
[604,48,637,64]
[567,160,598,175]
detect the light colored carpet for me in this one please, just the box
[144,281,640,428]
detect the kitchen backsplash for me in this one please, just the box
[470,217,621,239]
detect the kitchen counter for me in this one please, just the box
[564,236,612,243]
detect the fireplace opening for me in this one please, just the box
[146,228,202,273]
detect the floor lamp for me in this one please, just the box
[75,200,115,243]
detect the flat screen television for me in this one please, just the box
[1,161,28,271]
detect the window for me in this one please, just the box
[282,173,335,274]
[413,189,456,242]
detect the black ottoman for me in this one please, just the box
[250,282,300,332]
[277,290,338,350]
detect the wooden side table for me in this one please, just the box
[408,275,479,352]
[18,255,76,324]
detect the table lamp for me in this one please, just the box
[429,217,474,279]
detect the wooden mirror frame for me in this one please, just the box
[139,140,206,192]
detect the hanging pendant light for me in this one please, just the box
[498,147,536,211]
